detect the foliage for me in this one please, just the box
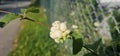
[110,10,120,45]
[0,13,19,27]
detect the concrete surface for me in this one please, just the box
[0,18,21,56]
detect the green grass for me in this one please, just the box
[0,8,58,56]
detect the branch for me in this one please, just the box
[83,46,98,56]
[0,10,50,29]
[20,15,50,29]
[0,9,11,14]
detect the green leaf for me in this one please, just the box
[21,8,39,15]
[0,13,19,26]
[85,39,101,51]
[21,9,27,14]
[26,7,40,13]
[71,30,83,55]
[83,53,96,56]
[0,22,5,28]
[73,38,83,55]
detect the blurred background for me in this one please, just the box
[0,0,30,19]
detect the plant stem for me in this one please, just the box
[0,10,50,29]
[83,46,98,56]
[20,15,50,29]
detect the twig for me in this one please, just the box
[0,9,11,14]
[83,46,98,56]
[20,15,50,29]
[0,10,50,29]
